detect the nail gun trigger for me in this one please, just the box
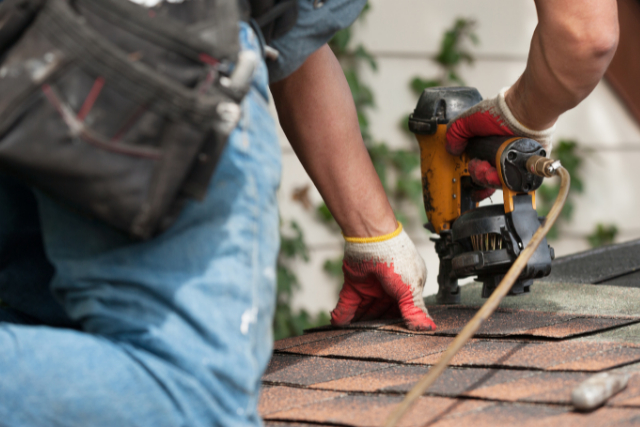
[424,222,436,233]
[500,226,519,256]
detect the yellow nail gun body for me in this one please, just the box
[408,87,554,304]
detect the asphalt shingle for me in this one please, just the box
[273,330,357,351]
[259,386,344,416]
[278,331,406,360]
[608,373,640,407]
[428,402,569,427]
[542,239,640,284]
[263,353,392,386]
[548,346,640,371]
[408,340,640,371]
[465,371,589,404]
[523,316,637,338]
[310,364,429,393]
[281,332,452,363]
[265,394,495,427]
[386,367,533,397]
[380,306,636,339]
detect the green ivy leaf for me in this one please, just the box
[399,113,413,136]
[357,111,370,133]
[323,257,344,279]
[396,177,423,202]
[276,219,330,340]
[434,18,477,72]
[316,202,334,223]
[395,211,409,227]
[448,70,466,86]
[368,143,390,190]
[410,77,441,95]
[571,176,584,194]
[354,45,378,71]
[279,221,309,262]
[587,223,618,248]
[560,201,574,221]
[277,264,299,301]
[545,224,559,240]
[330,28,351,54]
[391,149,420,174]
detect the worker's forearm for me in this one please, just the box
[506,0,619,130]
[270,44,397,238]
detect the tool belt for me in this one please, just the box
[0,0,253,239]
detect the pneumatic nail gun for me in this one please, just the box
[408,87,556,304]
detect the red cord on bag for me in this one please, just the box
[199,53,219,66]
[77,77,105,122]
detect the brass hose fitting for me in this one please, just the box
[526,155,562,178]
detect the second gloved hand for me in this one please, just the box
[330,223,436,331]
[446,87,555,201]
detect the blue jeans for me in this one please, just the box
[0,23,280,427]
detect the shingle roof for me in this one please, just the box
[260,240,640,426]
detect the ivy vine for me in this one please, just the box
[537,141,618,247]
[274,220,329,341]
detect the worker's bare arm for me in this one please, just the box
[272,44,433,330]
[270,44,396,238]
[506,0,619,130]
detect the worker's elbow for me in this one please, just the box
[565,18,619,65]
[582,27,619,63]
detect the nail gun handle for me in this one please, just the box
[464,136,514,166]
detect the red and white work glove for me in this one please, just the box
[330,223,436,331]
[446,87,555,201]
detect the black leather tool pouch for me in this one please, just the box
[0,0,248,238]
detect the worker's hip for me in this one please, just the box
[0,22,282,426]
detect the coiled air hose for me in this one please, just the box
[384,161,570,427]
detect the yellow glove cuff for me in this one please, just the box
[343,222,403,244]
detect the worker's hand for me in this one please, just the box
[446,87,555,201]
[330,223,436,331]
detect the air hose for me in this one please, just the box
[384,161,570,427]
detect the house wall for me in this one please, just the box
[275,0,640,315]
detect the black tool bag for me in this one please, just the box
[0,0,252,239]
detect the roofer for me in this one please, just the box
[0,0,618,426]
